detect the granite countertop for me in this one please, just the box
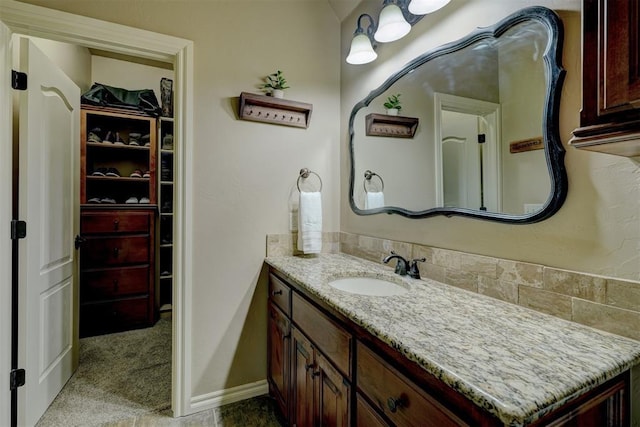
[265,253,640,426]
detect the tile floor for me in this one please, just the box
[102,395,283,427]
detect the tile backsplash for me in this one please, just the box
[266,232,640,342]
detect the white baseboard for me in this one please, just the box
[188,380,269,413]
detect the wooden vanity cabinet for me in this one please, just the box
[570,0,640,155]
[268,273,352,426]
[267,269,631,427]
[268,303,290,419]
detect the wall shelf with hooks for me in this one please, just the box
[238,92,313,129]
[365,113,419,138]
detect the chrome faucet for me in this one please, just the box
[383,252,426,279]
[382,251,409,276]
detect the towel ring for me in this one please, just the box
[363,170,384,193]
[297,168,323,192]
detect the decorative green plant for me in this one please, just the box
[260,70,290,94]
[383,94,402,111]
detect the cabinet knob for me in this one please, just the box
[113,219,119,230]
[272,290,283,296]
[387,396,406,413]
[312,370,321,378]
[113,279,119,291]
[305,363,314,372]
[113,247,120,257]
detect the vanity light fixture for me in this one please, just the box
[374,0,412,43]
[408,0,451,15]
[346,0,451,64]
[346,14,378,65]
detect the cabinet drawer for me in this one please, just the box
[357,342,467,427]
[81,211,151,233]
[292,292,351,378]
[357,393,390,427]
[269,274,291,316]
[82,235,150,267]
[80,297,150,337]
[81,266,149,301]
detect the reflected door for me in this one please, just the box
[441,111,482,209]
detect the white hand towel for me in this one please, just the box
[297,191,322,254]
[365,191,385,209]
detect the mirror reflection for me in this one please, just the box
[349,7,566,223]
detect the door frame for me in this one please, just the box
[0,0,194,421]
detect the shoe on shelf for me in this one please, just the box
[160,270,171,277]
[162,134,173,150]
[87,127,102,143]
[128,133,141,146]
[130,169,143,178]
[142,170,150,178]
[125,196,139,204]
[139,197,150,204]
[88,197,102,204]
[162,200,172,213]
[100,197,116,204]
[91,168,108,176]
[141,134,150,147]
[114,132,126,145]
[102,131,114,144]
[105,168,121,177]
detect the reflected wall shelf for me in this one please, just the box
[365,113,419,138]
[238,92,312,129]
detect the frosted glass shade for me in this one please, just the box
[408,0,451,15]
[346,33,378,64]
[374,3,411,43]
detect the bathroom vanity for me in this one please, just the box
[266,254,640,426]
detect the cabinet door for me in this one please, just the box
[292,327,315,427]
[315,351,350,427]
[268,303,290,419]
[582,0,640,122]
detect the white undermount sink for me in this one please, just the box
[328,277,409,296]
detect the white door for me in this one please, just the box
[17,38,80,426]
[0,20,14,427]
[441,110,482,210]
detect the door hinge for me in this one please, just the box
[11,70,27,91]
[477,133,486,144]
[10,220,26,240]
[9,369,25,390]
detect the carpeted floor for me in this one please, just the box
[36,318,172,427]
[35,318,283,427]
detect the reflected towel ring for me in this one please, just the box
[297,168,323,192]
[363,170,384,193]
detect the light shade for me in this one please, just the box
[374,2,411,43]
[408,0,451,15]
[346,33,378,64]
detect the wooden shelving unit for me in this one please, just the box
[158,117,174,315]
[79,106,158,336]
[81,106,157,205]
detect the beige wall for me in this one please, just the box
[19,0,342,401]
[341,0,640,282]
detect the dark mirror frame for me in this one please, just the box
[348,6,566,224]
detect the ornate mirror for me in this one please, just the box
[348,6,566,223]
